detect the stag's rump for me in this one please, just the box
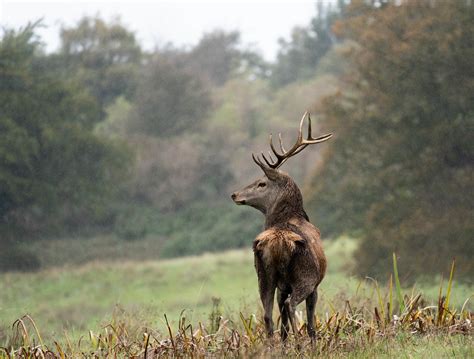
[253,227,324,296]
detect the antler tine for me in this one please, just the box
[278,133,286,153]
[268,151,277,163]
[253,152,274,171]
[302,112,333,144]
[261,152,274,167]
[307,133,333,143]
[307,113,312,139]
[269,134,285,159]
[252,153,263,168]
[269,111,308,160]
[269,133,302,168]
[297,111,307,142]
[269,113,307,157]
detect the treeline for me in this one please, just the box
[0,3,341,270]
[1,1,472,281]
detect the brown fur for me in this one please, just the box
[254,229,302,279]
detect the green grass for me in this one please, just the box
[1,236,472,356]
[329,335,473,358]
[0,248,258,341]
[1,237,471,339]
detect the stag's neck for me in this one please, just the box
[264,200,309,229]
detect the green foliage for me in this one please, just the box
[208,297,223,333]
[313,41,352,78]
[182,30,269,86]
[107,200,260,257]
[187,30,242,86]
[114,206,148,240]
[392,253,405,314]
[270,1,345,87]
[125,133,233,212]
[58,16,142,111]
[0,23,131,239]
[208,77,271,138]
[0,244,40,272]
[306,0,474,280]
[129,56,211,137]
[95,96,132,137]
[137,203,261,258]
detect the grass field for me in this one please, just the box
[1,237,472,357]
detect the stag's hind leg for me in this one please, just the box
[283,296,298,338]
[306,290,318,340]
[277,289,291,341]
[284,286,316,338]
[259,281,276,337]
[255,254,276,337]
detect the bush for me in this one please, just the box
[114,207,148,241]
[159,203,261,258]
[0,244,41,272]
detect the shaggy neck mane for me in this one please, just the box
[264,178,308,229]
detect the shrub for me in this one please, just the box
[0,245,41,272]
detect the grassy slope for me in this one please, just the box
[1,237,472,348]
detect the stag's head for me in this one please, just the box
[231,112,332,219]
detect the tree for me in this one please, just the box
[129,55,211,137]
[271,1,344,87]
[306,0,474,280]
[0,24,130,243]
[186,30,241,86]
[58,16,142,114]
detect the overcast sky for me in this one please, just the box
[1,0,319,61]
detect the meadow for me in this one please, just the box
[1,1,472,357]
[1,237,472,357]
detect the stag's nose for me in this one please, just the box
[231,193,237,200]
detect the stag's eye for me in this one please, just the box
[258,182,266,188]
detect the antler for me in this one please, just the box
[253,112,332,170]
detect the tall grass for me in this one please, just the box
[1,257,471,358]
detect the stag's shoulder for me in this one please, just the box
[288,218,321,240]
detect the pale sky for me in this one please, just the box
[0,0,320,61]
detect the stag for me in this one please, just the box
[231,112,332,341]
